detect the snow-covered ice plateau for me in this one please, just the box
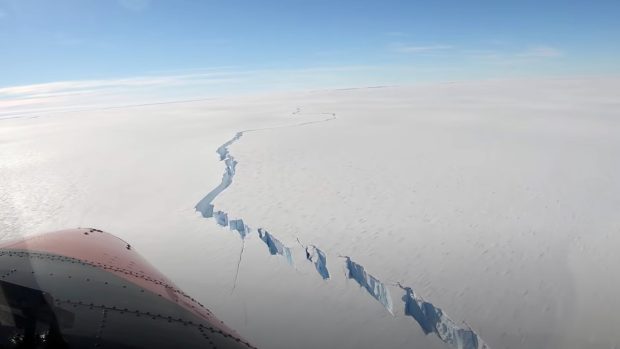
[1,78,620,349]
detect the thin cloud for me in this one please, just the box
[464,45,563,65]
[391,43,453,53]
[517,46,563,58]
[0,66,386,100]
[463,49,504,61]
[0,65,391,118]
[0,73,239,99]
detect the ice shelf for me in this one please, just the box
[194,110,491,349]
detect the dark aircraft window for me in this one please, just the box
[0,281,73,348]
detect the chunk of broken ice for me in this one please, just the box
[258,228,293,265]
[344,257,393,314]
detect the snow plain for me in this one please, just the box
[1,78,619,349]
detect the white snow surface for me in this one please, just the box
[1,78,620,349]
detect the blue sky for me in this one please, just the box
[1,0,619,95]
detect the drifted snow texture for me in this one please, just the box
[194,111,489,349]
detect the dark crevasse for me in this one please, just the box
[304,245,330,280]
[229,219,250,239]
[399,284,489,349]
[344,256,393,314]
[194,112,336,270]
[195,132,242,219]
[194,110,490,349]
[214,210,229,227]
[257,228,293,265]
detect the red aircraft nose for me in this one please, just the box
[0,228,256,349]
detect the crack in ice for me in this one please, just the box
[305,245,330,280]
[297,238,330,280]
[344,256,393,314]
[194,109,490,349]
[398,283,489,349]
[231,239,246,293]
[258,228,293,265]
